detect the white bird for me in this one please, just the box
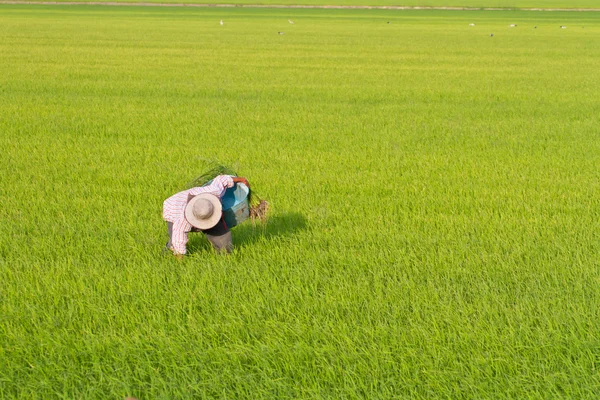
[278,31,284,35]
[509,24,517,27]
[288,19,294,24]
[560,25,566,29]
[469,23,475,26]
[220,20,224,26]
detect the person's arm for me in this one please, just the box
[189,175,234,197]
[188,175,249,199]
[170,218,190,257]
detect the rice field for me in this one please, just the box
[1,4,600,398]
[9,0,600,10]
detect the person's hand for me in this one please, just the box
[233,177,250,188]
[219,175,234,188]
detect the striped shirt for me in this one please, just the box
[163,175,234,255]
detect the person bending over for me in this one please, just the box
[163,175,249,258]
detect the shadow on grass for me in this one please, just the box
[186,212,308,254]
[233,212,308,248]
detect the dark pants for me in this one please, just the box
[167,218,233,254]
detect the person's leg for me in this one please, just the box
[166,221,174,251]
[203,218,233,253]
[207,230,233,253]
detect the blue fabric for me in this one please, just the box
[202,180,250,228]
[221,183,250,228]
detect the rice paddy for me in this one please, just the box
[8,0,600,10]
[1,4,600,398]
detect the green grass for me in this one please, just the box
[1,4,600,398]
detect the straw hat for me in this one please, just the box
[184,193,222,230]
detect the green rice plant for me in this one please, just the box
[186,160,239,188]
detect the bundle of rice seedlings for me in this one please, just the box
[188,161,269,224]
[249,198,269,223]
[186,161,238,189]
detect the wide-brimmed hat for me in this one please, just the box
[184,193,222,230]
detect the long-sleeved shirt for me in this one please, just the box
[163,175,234,255]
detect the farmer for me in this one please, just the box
[163,174,249,258]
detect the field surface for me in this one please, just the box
[5,0,600,9]
[1,4,600,399]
